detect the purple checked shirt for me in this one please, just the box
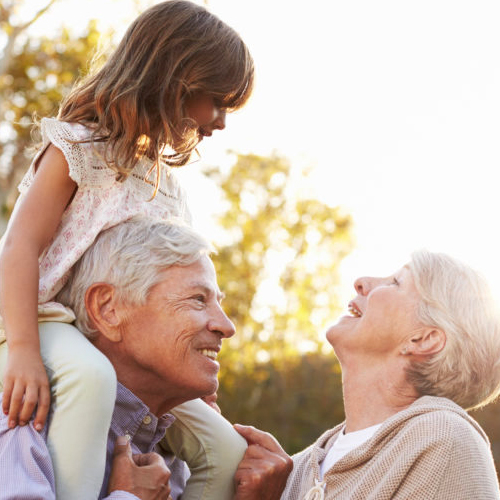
[0,383,189,499]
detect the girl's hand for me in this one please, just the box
[2,347,50,431]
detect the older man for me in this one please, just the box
[0,217,291,499]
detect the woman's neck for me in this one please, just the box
[340,357,418,433]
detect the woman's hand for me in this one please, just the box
[233,424,293,500]
[201,392,221,413]
[2,346,50,431]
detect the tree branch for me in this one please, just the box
[0,0,59,77]
[18,0,59,31]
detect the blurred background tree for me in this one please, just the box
[1,4,500,468]
[205,153,353,451]
[0,0,58,76]
[0,0,106,215]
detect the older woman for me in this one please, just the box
[282,250,500,500]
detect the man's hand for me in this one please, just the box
[233,424,293,500]
[108,436,172,499]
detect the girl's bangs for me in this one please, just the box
[217,62,254,111]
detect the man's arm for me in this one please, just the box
[0,406,56,499]
[233,424,293,500]
[0,399,171,500]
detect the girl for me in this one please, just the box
[0,1,253,499]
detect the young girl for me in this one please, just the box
[0,1,253,499]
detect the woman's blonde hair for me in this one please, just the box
[407,250,500,410]
[57,0,253,183]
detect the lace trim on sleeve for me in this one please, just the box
[39,118,91,186]
[18,119,190,222]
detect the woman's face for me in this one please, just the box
[184,92,226,141]
[326,265,423,359]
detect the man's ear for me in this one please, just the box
[409,327,446,357]
[85,283,123,342]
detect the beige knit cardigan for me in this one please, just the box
[281,396,500,500]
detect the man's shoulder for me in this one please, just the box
[0,393,50,440]
[0,394,55,498]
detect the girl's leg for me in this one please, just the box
[0,322,116,500]
[159,398,248,500]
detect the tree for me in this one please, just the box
[205,153,354,451]
[0,20,105,213]
[206,153,353,365]
[0,0,59,77]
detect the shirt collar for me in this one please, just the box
[112,382,175,453]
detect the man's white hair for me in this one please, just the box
[57,216,213,338]
[407,250,500,410]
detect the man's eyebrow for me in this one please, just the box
[188,283,224,300]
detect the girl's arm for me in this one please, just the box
[0,144,77,430]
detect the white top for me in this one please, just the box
[319,423,382,479]
[0,118,190,340]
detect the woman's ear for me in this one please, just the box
[85,283,123,342]
[409,327,446,356]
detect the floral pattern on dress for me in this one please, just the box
[18,118,191,305]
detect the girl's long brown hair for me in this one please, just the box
[58,0,254,182]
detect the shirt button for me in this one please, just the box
[143,415,152,425]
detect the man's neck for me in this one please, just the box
[115,370,193,417]
[96,344,191,416]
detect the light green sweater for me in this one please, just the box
[282,396,500,500]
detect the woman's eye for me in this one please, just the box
[193,295,206,303]
[392,277,399,286]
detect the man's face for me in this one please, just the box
[115,255,235,410]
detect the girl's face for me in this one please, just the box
[184,92,226,141]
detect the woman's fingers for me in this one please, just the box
[234,424,283,452]
[233,424,293,500]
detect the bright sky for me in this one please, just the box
[24,0,500,307]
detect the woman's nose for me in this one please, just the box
[354,276,372,296]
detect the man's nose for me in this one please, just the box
[209,304,235,338]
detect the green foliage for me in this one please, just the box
[206,152,353,369]
[206,152,353,451]
[470,401,500,480]
[218,351,344,454]
[0,20,105,211]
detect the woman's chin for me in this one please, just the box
[326,316,361,347]
[325,324,341,346]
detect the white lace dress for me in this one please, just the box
[0,118,191,340]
